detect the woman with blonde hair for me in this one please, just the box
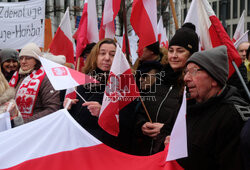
[65,38,138,154]
[0,68,23,127]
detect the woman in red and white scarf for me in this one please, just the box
[9,43,61,123]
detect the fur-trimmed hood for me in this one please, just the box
[0,87,15,105]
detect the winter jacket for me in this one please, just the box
[134,64,183,155]
[69,68,138,154]
[240,118,250,170]
[15,72,60,123]
[0,87,23,127]
[177,85,247,170]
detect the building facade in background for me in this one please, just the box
[0,0,249,39]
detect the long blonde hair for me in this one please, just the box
[0,67,11,95]
[83,38,116,74]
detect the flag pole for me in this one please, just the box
[232,61,250,101]
[139,96,152,123]
[122,0,132,66]
[169,0,179,30]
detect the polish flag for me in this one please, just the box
[48,7,74,64]
[130,0,158,56]
[157,16,168,48]
[65,87,76,99]
[232,10,245,43]
[99,0,121,40]
[98,45,140,136]
[74,0,99,60]
[0,109,184,170]
[38,56,98,90]
[184,0,242,78]
[234,30,249,49]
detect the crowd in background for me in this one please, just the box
[0,23,250,170]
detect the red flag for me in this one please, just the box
[99,0,121,40]
[48,8,74,64]
[122,31,131,54]
[184,0,242,78]
[98,46,140,136]
[0,109,183,170]
[65,88,76,99]
[74,0,99,60]
[130,0,158,56]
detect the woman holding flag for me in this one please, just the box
[135,23,199,155]
[66,38,138,154]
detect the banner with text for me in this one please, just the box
[0,0,45,49]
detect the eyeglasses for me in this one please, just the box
[184,67,203,76]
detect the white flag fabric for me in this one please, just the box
[0,109,184,170]
[0,112,11,132]
[233,10,245,43]
[38,56,98,90]
[157,16,168,48]
[234,30,249,49]
[166,90,188,161]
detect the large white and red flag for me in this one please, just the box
[184,0,242,78]
[38,56,98,90]
[74,0,99,60]
[0,109,183,170]
[48,7,74,64]
[232,10,245,43]
[98,45,140,136]
[130,0,158,56]
[99,0,121,40]
[157,16,168,48]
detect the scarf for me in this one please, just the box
[14,67,46,118]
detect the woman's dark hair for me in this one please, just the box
[247,45,250,60]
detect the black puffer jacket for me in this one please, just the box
[177,85,247,170]
[70,68,138,154]
[134,64,183,155]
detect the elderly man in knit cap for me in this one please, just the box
[171,45,249,170]
[0,49,19,82]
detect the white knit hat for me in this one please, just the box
[43,53,66,65]
[19,43,42,60]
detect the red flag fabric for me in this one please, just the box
[65,88,76,99]
[130,0,157,56]
[184,0,242,78]
[122,31,131,54]
[48,8,74,64]
[74,0,99,60]
[99,0,121,40]
[0,109,183,170]
[98,46,140,136]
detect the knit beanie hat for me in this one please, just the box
[19,43,42,61]
[169,22,199,54]
[0,48,19,64]
[81,42,96,58]
[146,41,160,55]
[43,53,66,65]
[186,45,229,86]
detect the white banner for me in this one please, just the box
[0,112,11,132]
[0,0,45,49]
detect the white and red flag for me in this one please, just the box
[130,0,158,56]
[232,10,245,43]
[99,0,121,40]
[157,16,168,48]
[184,0,242,78]
[74,0,99,60]
[0,109,184,170]
[234,30,249,48]
[48,7,74,64]
[98,45,140,136]
[38,56,98,90]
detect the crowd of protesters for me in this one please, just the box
[0,22,250,169]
